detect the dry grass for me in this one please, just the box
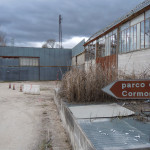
[59,63,150,103]
[59,65,117,103]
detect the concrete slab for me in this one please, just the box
[69,103,134,119]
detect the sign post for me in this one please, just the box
[102,80,150,99]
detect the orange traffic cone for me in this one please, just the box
[9,83,11,89]
[13,84,15,90]
[20,85,23,92]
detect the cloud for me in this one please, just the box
[0,0,144,48]
[62,36,88,48]
[14,36,88,49]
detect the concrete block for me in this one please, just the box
[23,84,40,95]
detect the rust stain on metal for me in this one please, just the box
[1,56,19,58]
[96,54,117,70]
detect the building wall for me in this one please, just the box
[118,9,150,76]
[85,59,96,72]
[72,39,85,70]
[77,53,85,66]
[72,56,76,66]
[118,48,150,76]
[0,47,72,81]
[84,6,150,77]
[72,53,85,69]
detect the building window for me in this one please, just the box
[120,24,137,53]
[126,28,130,52]
[20,58,39,66]
[97,36,105,57]
[145,18,150,48]
[130,26,134,51]
[86,11,150,57]
[85,42,96,61]
[140,18,150,49]
[141,21,145,49]
[119,17,150,54]
[145,10,150,19]
[105,35,111,56]
[133,25,137,50]
[111,34,117,55]
[122,30,127,53]
[96,29,117,57]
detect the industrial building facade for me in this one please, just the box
[83,0,150,76]
[72,39,85,69]
[1,0,150,81]
[0,47,71,81]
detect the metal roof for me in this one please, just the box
[72,39,85,57]
[85,0,150,45]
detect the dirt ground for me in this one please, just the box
[0,81,71,150]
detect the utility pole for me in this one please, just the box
[59,15,62,48]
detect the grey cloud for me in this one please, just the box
[0,0,144,45]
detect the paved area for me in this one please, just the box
[0,82,71,150]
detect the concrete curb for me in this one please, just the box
[54,89,95,150]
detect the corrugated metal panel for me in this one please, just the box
[72,39,85,57]
[20,67,39,81]
[86,0,150,44]
[0,57,40,81]
[4,67,20,81]
[0,47,72,66]
[1,58,19,66]
[38,48,72,66]
[0,46,72,81]
[0,67,5,81]
[0,57,2,65]
[0,58,19,81]
[40,67,69,80]
[0,47,39,57]
[96,54,117,70]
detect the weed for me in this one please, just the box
[59,64,117,103]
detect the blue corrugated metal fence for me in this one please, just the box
[0,47,72,81]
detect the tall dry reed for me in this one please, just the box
[59,64,117,103]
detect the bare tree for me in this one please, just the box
[42,43,48,48]
[55,43,60,48]
[47,39,55,48]
[0,31,7,46]
[42,39,56,48]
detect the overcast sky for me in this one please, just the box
[0,0,144,48]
